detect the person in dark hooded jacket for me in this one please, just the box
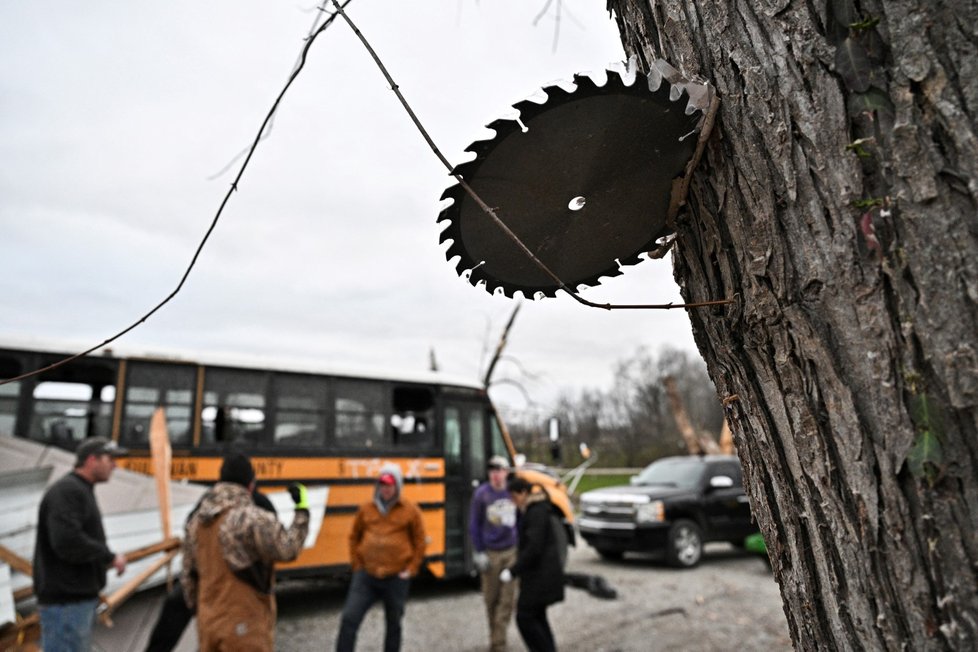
[500,475,564,652]
[336,462,426,652]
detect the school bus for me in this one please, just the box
[0,340,571,580]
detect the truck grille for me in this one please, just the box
[581,502,636,522]
[579,493,648,530]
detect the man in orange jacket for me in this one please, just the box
[336,463,426,652]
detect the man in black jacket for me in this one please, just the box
[33,436,128,651]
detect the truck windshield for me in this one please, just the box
[632,458,705,490]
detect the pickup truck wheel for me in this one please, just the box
[666,519,703,568]
[596,548,623,561]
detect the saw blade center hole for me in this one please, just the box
[568,196,586,211]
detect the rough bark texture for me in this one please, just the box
[607,1,978,649]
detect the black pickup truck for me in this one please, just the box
[577,455,756,568]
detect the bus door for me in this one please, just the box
[442,400,488,577]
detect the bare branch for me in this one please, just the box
[483,303,521,388]
[488,377,538,408]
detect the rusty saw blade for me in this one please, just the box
[437,59,716,299]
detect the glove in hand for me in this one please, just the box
[473,551,490,573]
[288,482,309,510]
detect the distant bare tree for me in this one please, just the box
[528,346,720,467]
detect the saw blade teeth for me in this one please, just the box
[646,65,664,93]
[464,135,496,156]
[606,58,638,88]
[618,253,643,267]
[572,73,600,94]
[540,83,574,103]
[468,267,491,288]
[450,161,478,183]
[436,214,453,234]
[682,82,713,116]
[652,58,680,82]
[574,68,608,88]
[443,240,461,261]
[435,205,456,228]
[438,226,456,246]
[511,98,548,123]
[439,182,463,204]
[485,118,521,141]
[669,82,684,103]
[604,67,630,91]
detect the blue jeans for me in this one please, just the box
[336,570,410,652]
[39,599,98,652]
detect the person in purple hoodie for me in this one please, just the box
[468,455,519,651]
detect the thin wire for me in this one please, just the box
[331,1,733,312]
[0,3,351,387]
[207,2,350,180]
[532,0,555,26]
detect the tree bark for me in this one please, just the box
[608,1,978,649]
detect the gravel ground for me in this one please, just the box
[273,542,792,652]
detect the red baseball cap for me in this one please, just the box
[378,473,396,485]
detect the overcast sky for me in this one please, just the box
[0,1,701,418]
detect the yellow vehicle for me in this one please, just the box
[0,341,571,579]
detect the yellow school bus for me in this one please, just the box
[0,340,566,579]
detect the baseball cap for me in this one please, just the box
[378,472,396,486]
[74,437,127,466]
[487,455,510,470]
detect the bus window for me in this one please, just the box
[334,379,387,449]
[0,355,20,438]
[490,417,510,460]
[201,368,268,446]
[468,410,486,473]
[272,374,328,447]
[31,379,114,446]
[391,386,435,449]
[444,407,462,476]
[0,381,18,439]
[121,362,196,447]
[32,382,90,445]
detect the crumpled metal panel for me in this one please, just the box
[437,59,716,299]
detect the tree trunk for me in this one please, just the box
[608,1,978,649]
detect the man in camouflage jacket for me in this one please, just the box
[180,452,309,652]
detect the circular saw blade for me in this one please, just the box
[437,62,714,299]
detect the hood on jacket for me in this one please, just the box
[374,462,404,514]
[521,489,550,513]
[195,482,253,525]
